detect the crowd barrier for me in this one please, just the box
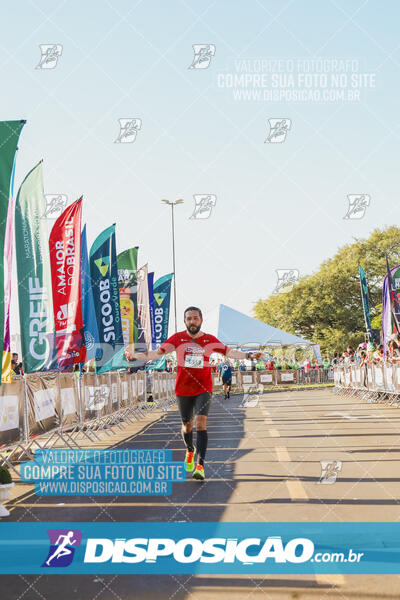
[0,367,333,474]
[0,370,176,475]
[333,363,400,404]
[212,368,333,390]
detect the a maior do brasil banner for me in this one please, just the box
[358,265,373,343]
[90,224,124,370]
[148,271,156,350]
[15,161,58,372]
[153,273,173,349]
[383,261,400,352]
[81,225,100,362]
[117,247,138,347]
[49,198,86,368]
[0,120,25,360]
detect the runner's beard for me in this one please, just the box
[187,324,201,335]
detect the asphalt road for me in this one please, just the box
[3,387,400,599]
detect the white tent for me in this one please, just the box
[217,304,321,360]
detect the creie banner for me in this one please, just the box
[49,198,86,368]
[15,162,58,373]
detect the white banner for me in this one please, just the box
[281,373,294,382]
[61,387,76,416]
[33,389,56,422]
[111,382,118,404]
[0,395,19,431]
[260,374,273,383]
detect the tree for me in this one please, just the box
[253,227,400,355]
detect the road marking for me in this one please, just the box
[276,446,291,462]
[286,480,308,500]
[315,574,345,586]
[269,428,280,437]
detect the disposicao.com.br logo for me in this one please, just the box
[0,522,389,575]
[84,535,315,564]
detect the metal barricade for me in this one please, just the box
[0,378,25,474]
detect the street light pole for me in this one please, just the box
[171,202,177,333]
[162,199,184,334]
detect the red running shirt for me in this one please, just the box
[159,331,229,396]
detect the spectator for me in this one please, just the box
[11,353,20,375]
[266,358,274,371]
[322,356,330,382]
[303,358,311,383]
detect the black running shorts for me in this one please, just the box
[176,392,212,423]
[222,377,232,386]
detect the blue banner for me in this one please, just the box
[358,264,373,343]
[81,225,100,361]
[1,522,400,574]
[148,271,156,349]
[89,224,124,370]
[153,273,173,349]
[386,255,400,334]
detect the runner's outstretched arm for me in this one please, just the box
[125,346,164,361]
[226,349,266,360]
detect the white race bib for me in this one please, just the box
[184,353,204,369]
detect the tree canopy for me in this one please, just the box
[253,227,400,355]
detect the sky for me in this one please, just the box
[1,0,399,342]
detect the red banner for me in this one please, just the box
[49,198,86,368]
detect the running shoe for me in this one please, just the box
[184,448,195,472]
[192,464,205,480]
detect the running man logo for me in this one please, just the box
[318,460,342,485]
[94,257,110,277]
[240,384,264,408]
[42,529,82,567]
[265,119,291,143]
[115,118,142,143]
[86,386,109,411]
[274,269,299,294]
[188,44,216,69]
[154,292,166,306]
[36,44,63,69]
[343,194,370,220]
[43,194,67,219]
[189,195,217,220]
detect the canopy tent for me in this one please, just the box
[217,304,321,360]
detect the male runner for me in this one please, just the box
[220,358,233,399]
[126,307,265,481]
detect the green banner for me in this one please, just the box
[117,247,138,345]
[15,162,58,371]
[0,120,25,355]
